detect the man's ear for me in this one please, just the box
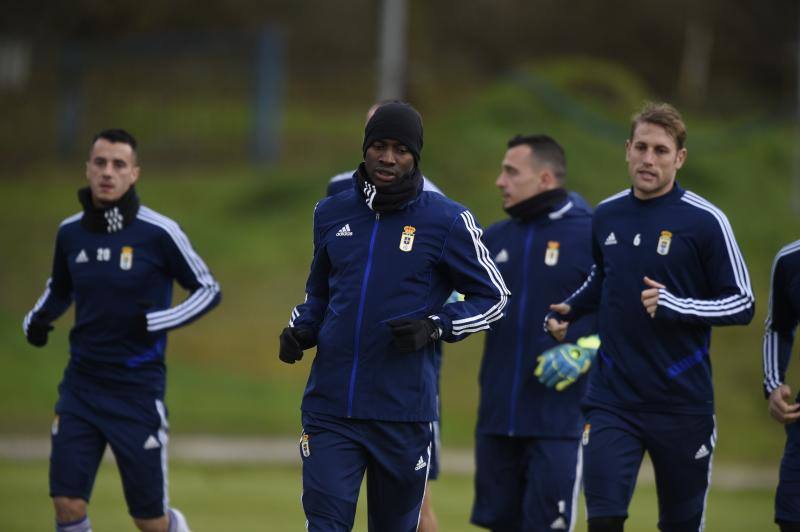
[539,168,558,191]
[675,148,687,170]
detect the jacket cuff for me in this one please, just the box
[428,314,449,339]
[542,309,578,333]
[764,380,783,398]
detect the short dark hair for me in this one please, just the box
[507,134,567,182]
[630,102,686,150]
[90,129,138,157]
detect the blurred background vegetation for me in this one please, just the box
[1,0,799,529]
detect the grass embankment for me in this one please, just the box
[1,59,796,470]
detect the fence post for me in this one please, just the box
[376,0,408,101]
[58,45,84,158]
[252,28,284,164]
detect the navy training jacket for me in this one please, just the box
[23,206,221,397]
[563,183,754,414]
[290,180,509,422]
[763,240,800,396]
[479,195,596,438]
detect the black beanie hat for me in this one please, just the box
[362,102,423,163]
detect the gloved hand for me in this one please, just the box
[387,318,440,353]
[279,327,316,364]
[132,300,156,344]
[26,319,53,347]
[535,335,600,391]
[132,313,153,344]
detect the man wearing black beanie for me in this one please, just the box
[356,101,425,212]
[326,101,443,198]
[362,101,423,163]
[280,101,510,531]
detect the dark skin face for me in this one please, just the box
[364,138,415,188]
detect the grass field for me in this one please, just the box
[0,59,797,528]
[0,459,775,531]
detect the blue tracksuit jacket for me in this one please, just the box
[562,183,754,414]
[763,240,800,395]
[290,181,509,422]
[23,206,221,397]
[479,195,596,438]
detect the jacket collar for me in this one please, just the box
[78,185,140,233]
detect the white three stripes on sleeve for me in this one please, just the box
[450,211,509,336]
[657,194,753,318]
[288,292,309,327]
[763,240,800,393]
[684,193,752,292]
[22,279,53,335]
[685,192,752,292]
[137,208,220,332]
[566,264,597,305]
[657,292,753,317]
[764,330,781,393]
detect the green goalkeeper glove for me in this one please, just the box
[535,335,600,391]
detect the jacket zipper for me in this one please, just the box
[347,212,380,417]
[508,225,534,435]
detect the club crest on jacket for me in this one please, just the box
[545,241,560,266]
[400,226,416,252]
[657,230,672,256]
[120,246,134,270]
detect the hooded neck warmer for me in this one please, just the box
[78,185,140,233]
[504,187,568,222]
[356,163,422,213]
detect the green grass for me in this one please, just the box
[0,58,798,469]
[0,459,774,531]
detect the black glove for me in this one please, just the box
[132,313,155,344]
[387,318,440,353]
[279,327,316,364]
[26,319,53,347]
